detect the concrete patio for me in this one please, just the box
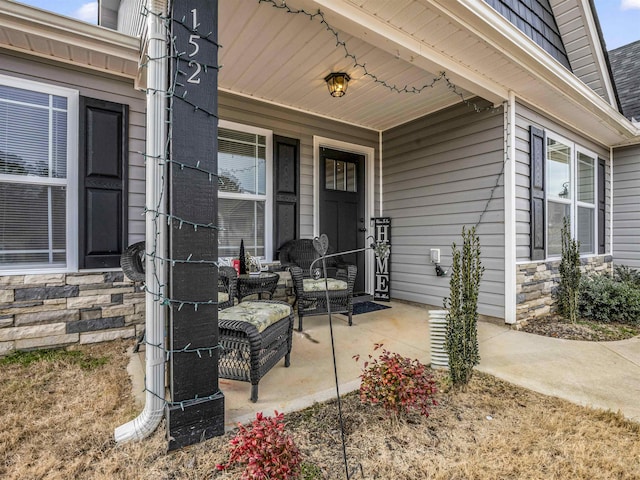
[127,300,640,431]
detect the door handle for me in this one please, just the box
[358,227,367,232]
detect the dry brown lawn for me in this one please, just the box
[1,339,639,479]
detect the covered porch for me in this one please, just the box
[126,299,640,428]
[130,300,433,429]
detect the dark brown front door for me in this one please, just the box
[319,147,365,293]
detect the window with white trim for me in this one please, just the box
[546,132,597,257]
[0,77,77,272]
[217,121,272,261]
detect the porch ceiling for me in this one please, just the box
[219,0,488,132]
[220,0,638,144]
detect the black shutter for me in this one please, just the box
[273,135,300,258]
[530,126,546,260]
[598,158,606,254]
[78,97,128,269]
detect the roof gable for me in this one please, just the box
[609,40,640,122]
[484,0,571,70]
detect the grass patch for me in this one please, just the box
[579,320,640,338]
[0,348,108,370]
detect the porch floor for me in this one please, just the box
[126,300,640,431]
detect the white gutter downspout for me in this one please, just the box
[609,146,614,273]
[379,130,383,216]
[114,0,168,443]
[504,92,516,324]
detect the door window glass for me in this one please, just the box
[325,158,357,192]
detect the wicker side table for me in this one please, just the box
[236,272,280,302]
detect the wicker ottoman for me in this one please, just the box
[218,300,294,402]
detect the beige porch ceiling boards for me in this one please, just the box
[218,0,481,131]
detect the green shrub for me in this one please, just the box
[444,226,483,388]
[556,217,581,323]
[613,265,640,288]
[578,275,640,325]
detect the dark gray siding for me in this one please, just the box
[218,92,379,240]
[485,0,571,70]
[515,101,610,261]
[382,102,506,319]
[612,145,640,268]
[0,50,146,246]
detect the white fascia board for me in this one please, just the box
[0,2,140,71]
[298,0,508,107]
[430,0,637,145]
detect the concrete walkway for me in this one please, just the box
[126,301,640,428]
[477,322,640,422]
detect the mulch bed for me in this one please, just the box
[519,315,640,341]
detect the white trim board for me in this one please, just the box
[313,136,376,295]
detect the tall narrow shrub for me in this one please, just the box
[444,226,484,388]
[556,217,581,323]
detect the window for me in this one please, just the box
[325,158,357,192]
[217,121,272,261]
[0,76,78,272]
[545,132,597,257]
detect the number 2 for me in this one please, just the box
[188,60,201,84]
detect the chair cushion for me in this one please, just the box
[303,278,348,292]
[218,292,229,303]
[219,301,292,333]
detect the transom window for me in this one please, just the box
[217,121,272,260]
[0,76,77,272]
[546,132,597,257]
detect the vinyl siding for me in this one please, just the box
[117,0,146,38]
[218,92,379,240]
[0,50,147,247]
[515,100,610,261]
[549,0,612,103]
[382,102,506,319]
[612,145,640,268]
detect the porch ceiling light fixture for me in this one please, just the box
[324,72,350,97]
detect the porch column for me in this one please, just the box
[166,0,224,450]
[504,91,517,324]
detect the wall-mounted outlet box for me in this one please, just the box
[430,248,440,264]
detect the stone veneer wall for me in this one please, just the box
[516,255,613,323]
[0,272,144,356]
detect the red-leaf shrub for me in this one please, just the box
[355,344,438,417]
[216,411,301,480]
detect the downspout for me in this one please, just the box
[504,92,516,324]
[379,130,383,216]
[609,145,613,273]
[114,0,168,443]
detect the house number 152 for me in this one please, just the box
[187,8,201,84]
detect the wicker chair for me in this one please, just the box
[217,266,237,309]
[120,243,237,350]
[277,239,357,331]
[120,242,236,309]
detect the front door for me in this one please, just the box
[319,147,366,293]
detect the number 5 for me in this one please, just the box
[188,34,200,57]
